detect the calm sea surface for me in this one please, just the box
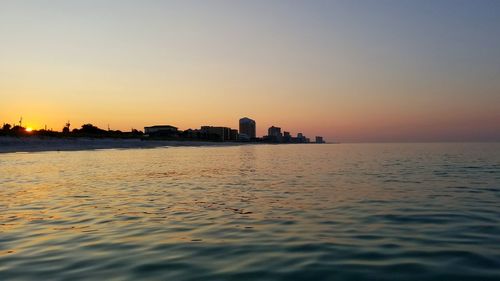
[1,143,499,280]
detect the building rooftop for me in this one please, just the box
[144,125,178,129]
[239,117,255,123]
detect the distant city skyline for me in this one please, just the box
[1,0,500,142]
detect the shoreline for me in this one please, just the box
[0,136,242,154]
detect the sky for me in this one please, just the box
[1,0,499,142]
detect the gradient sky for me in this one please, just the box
[1,0,499,142]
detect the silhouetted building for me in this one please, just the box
[144,125,178,137]
[230,129,239,141]
[223,127,231,141]
[297,133,304,143]
[315,136,325,143]
[291,132,308,143]
[201,126,224,141]
[268,126,282,137]
[182,128,200,139]
[267,126,283,142]
[200,126,238,141]
[239,117,256,139]
[144,125,177,134]
[283,131,291,143]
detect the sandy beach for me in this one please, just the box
[0,136,239,153]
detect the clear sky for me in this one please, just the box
[1,0,499,142]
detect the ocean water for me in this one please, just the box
[1,143,499,281]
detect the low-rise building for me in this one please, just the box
[315,136,325,143]
[200,126,238,141]
[144,125,179,137]
[283,131,291,143]
[267,126,283,142]
[230,129,239,141]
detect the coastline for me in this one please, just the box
[0,136,241,154]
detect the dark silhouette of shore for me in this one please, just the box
[0,119,327,153]
[1,123,143,139]
[2,119,327,144]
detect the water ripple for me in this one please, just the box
[1,143,500,280]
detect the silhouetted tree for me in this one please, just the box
[2,123,11,132]
[80,124,106,134]
[10,125,26,135]
[131,129,143,136]
[1,121,145,139]
[62,121,71,134]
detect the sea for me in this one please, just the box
[1,143,499,280]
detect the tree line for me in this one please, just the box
[0,122,144,138]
